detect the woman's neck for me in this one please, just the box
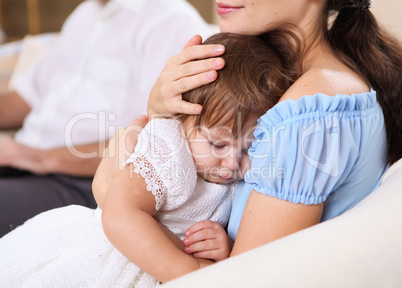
[300,37,330,72]
[291,0,327,72]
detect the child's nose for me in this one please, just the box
[221,153,241,171]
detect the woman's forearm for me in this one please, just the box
[231,190,323,256]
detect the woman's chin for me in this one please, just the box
[219,22,262,36]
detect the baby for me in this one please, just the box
[0,32,298,287]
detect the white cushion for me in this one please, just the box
[8,33,58,91]
[164,159,402,287]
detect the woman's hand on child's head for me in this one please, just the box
[92,114,148,208]
[147,35,225,117]
[183,220,232,262]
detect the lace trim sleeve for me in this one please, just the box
[124,118,197,211]
[128,154,167,211]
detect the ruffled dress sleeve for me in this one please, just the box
[124,119,197,211]
[245,92,386,205]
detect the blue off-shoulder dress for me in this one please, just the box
[228,91,388,240]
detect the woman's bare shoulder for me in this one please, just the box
[281,58,370,102]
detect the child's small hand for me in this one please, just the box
[183,220,232,262]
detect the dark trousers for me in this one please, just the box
[0,168,97,237]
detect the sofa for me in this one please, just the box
[164,159,402,287]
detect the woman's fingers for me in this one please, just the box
[156,70,219,115]
[160,67,220,101]
[182,34,203,49]
[171,43,225,67]
[169,98,203,115]
[175,57,224,81]
[170,69,218,99]
[147,37,226,116]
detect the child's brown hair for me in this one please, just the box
[178,32,300,138]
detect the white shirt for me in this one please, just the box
[125,119,237,240]
[13,0,213,149]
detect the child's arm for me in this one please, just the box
[92,115,148,210]
[183,220,233,262]
[102,165,213,283]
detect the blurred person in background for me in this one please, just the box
[0,0,212,237]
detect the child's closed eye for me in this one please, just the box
[210,141,226,149]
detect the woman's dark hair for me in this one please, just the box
[178,32,300,138]
[324,0,402,164]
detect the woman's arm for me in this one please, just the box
[229,65,368,255]
[147,35,225,116]
[231,190,323,256]
[102,165,213,283]
[181,192,322,260]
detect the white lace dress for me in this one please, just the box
[0,119,235,288]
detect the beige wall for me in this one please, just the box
[190,1,402,40]
[372,1,402,40]
[187,0,216,24]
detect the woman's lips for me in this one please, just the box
[216,3,243,15]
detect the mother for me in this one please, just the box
[98,0,402,258]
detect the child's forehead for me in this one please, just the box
[199,124,232,138]
[201,122,256,140]
[185,110,260,140]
